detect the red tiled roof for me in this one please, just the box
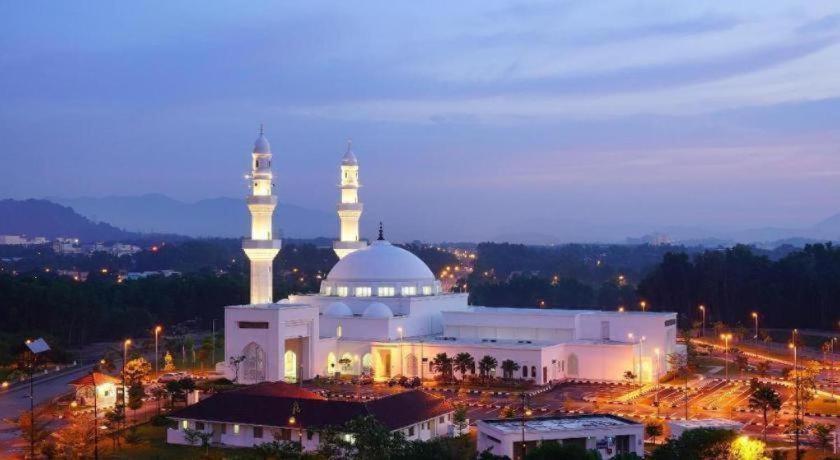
[69,372,121,386]
[170,382,452,431]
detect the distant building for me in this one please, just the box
[53,237,82,254]
[124,270,180,280]
[0,235,49,246]
[477,415,644,459]
[167,382,453,450]
[92,242,142,257]
[57,269,88,282]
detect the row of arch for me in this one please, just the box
[326,352,373,375]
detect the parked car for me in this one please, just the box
[157,371,188,383]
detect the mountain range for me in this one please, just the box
[51,194,335,239]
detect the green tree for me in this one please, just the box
[755,361,770,377]
[318,415,406,460]
[748,382,782,443]
[478,355,498,381]
[524,440,601,460]
[645,420,664,445]
[650,428,737,460]
[501,359,520,379]
[18,407,51,456]
[127,382,145,422]
[809,422,834,449]
[252,440,302,459]
[123,356,152,385]
[431,353,454,382]
[453,352,475,380]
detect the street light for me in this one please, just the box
[789,337,800,460]
[699,305,706,337]
[123,339,131,407]
[751,312,759,340]
[520,392,531,458]
[720,333,732,382]
[25,338,50,460]
[154,326,162,377]
[640,301,647,312]
[654,348,661,417]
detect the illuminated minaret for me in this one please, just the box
[242,126,282,304]
[333,141,367,259]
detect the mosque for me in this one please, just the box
[220,130,678,386]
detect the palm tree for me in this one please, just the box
[431,353,454,382]
[500,359,520,379]
[478,355,498,382]
[749,382,782,443]
[453,352,475,381]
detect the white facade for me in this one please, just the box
[477,415,644,460]
[222,130,678,385]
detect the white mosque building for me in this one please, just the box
[221,130,678,386]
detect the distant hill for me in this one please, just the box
[0,199,141,241]
[51,194,335,238]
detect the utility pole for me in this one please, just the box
[212,319,216,370]
[791,329,800,460]
[24,338,50,460]
[92,369,99,460]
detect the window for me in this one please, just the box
[233,424,240,435]
[354,286,371,297]
[181,420,188,430]
[336,286,349,297]
[238,321,269,329]
[221,424,227,434]
[255,160,259,168]
[377,286,395,297]
[522,366,528,378]
[422,286,433,295]
[323,286,332,296]
[306,430,313,440]
[253,426,263,439]
[439,416,444,423]
[195,422,205,431]
[401,286,417,296]
[531,366,536,378]
[408,426,415,436]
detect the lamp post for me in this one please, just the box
[122,339,131,407]
[699,305,706,338]
[654,348,661,417]
[520,392,532,459]
[91,369,99,460]
[751,312,759,340]
[720,333,732,382]
[211,319,216,370]
[154,326,162,377]
[397,326,404,376]
[25,338,50,460]
[789,333,800,460]
[640,301,647,312]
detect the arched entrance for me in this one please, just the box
[284,350,297,382]
[242,342,266,382]
[341,353,355,373]
[567,353,579,376]
[362,353,373,375]
[406,354,418,377]
[326,352,337,376]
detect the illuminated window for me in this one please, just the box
[354,286,371,297]
[401,286,417,296]
[323,286,332,296]
[233,424,240,434]
[336,286,348,297]
[181,420,188,429]
[377,286,395,297]
[421,286,432,296]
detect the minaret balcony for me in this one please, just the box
[336,202,363,212]
[242,239,282,250]
[247,195,278,206]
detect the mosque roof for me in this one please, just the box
[326,240,434,283]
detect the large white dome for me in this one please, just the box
[324,302,353,317]
[362,302,394,318]
[326,240,434,282]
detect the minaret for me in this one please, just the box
[333,141,367,259]
[242,126,282,304]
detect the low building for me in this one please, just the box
[476,414,644,460]
[167,382,454,450]
[667,419,744,438]
[68,372,120,409]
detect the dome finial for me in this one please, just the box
[259,123,264,136]
[378,222,384,241]
[346,139,352,153]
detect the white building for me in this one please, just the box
[168,382,453,450]
[476,415,644,460]
[221,130,679,386]
[333,141,367,259]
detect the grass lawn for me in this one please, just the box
[101,424,252,460]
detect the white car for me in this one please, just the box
[157,372,188,383]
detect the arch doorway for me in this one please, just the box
[406,354,418,377]
[567,353,579,377]
[327,352,337,376]
[284,350,297,382]
[341,352,355,373]
[242,342,266,383]
[362,353,373,375]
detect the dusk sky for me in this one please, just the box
[3,1,840,241]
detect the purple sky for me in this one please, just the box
[2,2,840,241]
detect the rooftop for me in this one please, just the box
[482,414,640,434]
[69,372,121,386]
[170,382,452,431]
[668,418,744,429]
[463,306,675,317]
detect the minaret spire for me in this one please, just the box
[242,127,281,304]
[378,222,384,241]
[333,140,367,259]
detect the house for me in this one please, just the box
[167,382,454,450]
[68,372,120,409]
[476,414,644,460]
